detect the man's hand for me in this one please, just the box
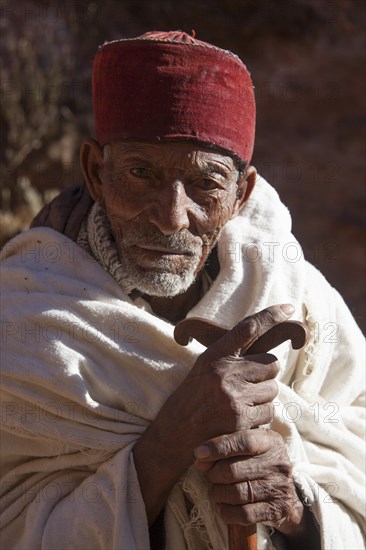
[133,304,294,525]
[148,305,295,468]
[194,428,307,539]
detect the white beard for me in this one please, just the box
[114,227,206,297]
[117,259,198,297]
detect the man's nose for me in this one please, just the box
[147,181,190,235]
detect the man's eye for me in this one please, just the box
[197,178,219,191]
[130,167,149,178]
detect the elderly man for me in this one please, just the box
[1,31,364,550]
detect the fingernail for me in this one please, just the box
[194,445,211,459]
[280,304,295,315]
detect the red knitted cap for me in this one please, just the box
[92,31,256,163]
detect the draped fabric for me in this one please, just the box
[1,176,364,549]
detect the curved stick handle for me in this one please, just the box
[174,316,309,550]
[174,317,227,347]
[174,317,309,354]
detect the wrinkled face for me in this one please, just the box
[98,141,245,297]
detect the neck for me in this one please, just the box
[142,274,203,324]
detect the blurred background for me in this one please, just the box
[0,0,365,331]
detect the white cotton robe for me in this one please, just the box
[1,176,365,549]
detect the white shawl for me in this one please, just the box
[1,176,365,549]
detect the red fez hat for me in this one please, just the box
[92,31,256,163]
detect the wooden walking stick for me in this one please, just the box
[174,316,309,550]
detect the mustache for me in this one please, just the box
[117,226,203,254]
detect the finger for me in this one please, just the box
[193,458,213,472]
[218,501,286,526]
[211,479,281,505]
[245,321,309,355]
[200,304,295,362]
[214,378,278,408]
[194,428,281,462]
[250,379,278,405]
[207,452,291,484]
[211,378,278,408]
[219,355,279,383]
[197,402,274,435]
[237,403,274,430]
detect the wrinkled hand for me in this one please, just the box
[149,304,293,471]
[194,428,306,538]
[133,304,302,526]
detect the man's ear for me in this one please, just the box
[231,165,257,218]
[80,138,105,203]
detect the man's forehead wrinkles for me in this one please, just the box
[112,144,149,160]
[109,142,236,175]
